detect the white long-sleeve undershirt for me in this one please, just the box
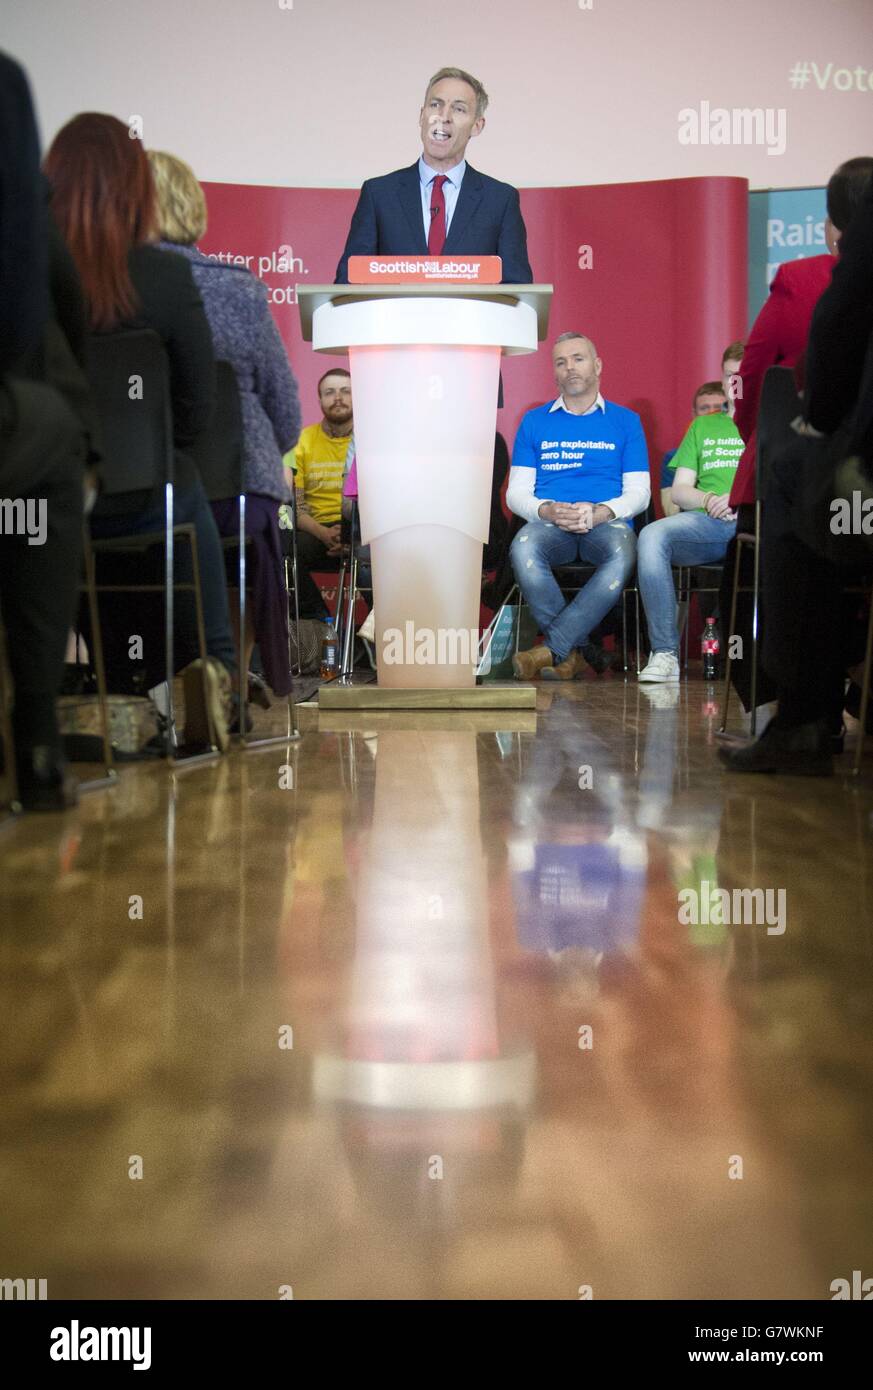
[506,465,651,525]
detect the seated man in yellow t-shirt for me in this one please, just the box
[280,368,369,619]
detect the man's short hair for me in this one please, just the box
[553,330,598,358]
[722,341,745,367]
[424,67,489,120]
[317,367,351,394]
[693,381,726,409]
[826,156,873,232]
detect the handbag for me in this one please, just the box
[790,418,873,569]
[289,618,325,675]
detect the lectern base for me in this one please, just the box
[317,682,536,711]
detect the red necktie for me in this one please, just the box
[428,174,447,255]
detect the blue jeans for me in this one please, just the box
[637,510,736,654]
[510,519,637,663]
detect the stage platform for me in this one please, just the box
[317,680,536,711]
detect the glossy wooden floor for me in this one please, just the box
[1,677,871,1300]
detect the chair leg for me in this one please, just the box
[290,500,303,678]
[164,506,220,769]
[635,587,641,672]
[0,615,21,816]
[749,504,762,736]
[238,492,247,741]
[853,596,873,776]
[719,539,744,733]
[78,524,118,791]
[340,550,358,679]
[334,555,347,648]
[621,590,628,673]
[164,484,178,757]
[676,567,689,673]
[186,525,220,755]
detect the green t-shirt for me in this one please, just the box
[668,412,743,508]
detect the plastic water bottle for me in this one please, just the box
[320,622,338,680]
[701,616,720,680]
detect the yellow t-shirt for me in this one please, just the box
[283,423,351,525]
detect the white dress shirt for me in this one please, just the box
[418,156,465,244]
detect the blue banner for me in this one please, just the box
[748,186,827,321]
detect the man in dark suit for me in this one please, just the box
[336,66,532,285]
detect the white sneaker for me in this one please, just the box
[357,609,375,641]
[639,651,680,683]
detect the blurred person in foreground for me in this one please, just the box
[44,113,238,750]
[148,149,301,723]
[0,52,96,808]
[720,177,873,775]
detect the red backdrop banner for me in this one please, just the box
[200,176,747,492]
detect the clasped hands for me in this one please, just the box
[702,492,736,522]
[322,522,343,557]
[539,500,612,532]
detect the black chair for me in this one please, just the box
[0,612,20,816]
[190,360,299,747]
[720,366,800,734]
[333,496,376,678]
[676,563,724,672]
[719,367,873,769]
[480,502,653,675]
[85,328,220,764]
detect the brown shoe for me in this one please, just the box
[512,644,554,680]
[181,657,232,751]
[542,650,585,681]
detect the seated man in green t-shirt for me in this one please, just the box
[637,410,743,681]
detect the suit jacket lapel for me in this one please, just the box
[397,162,428,253]
[443,163,483,251]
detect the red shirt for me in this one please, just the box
[730,254,835,507]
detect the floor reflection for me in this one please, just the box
[0,683,870,1298]
[307,728,534,1251]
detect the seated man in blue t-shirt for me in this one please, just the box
[507,332,651,679]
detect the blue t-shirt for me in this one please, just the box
[660,448,678,488]
[512,842,644,954]
[512,398,648,525]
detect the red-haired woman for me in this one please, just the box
[44,113,236,750]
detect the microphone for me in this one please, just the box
[430,204,439,218]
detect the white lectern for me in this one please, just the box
[297,283,552,703]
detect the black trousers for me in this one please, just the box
[0,379,85,757]
[289,529,337,619]
[761,442,867,728]
[283,524,373,620]
[88,474,237,692]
